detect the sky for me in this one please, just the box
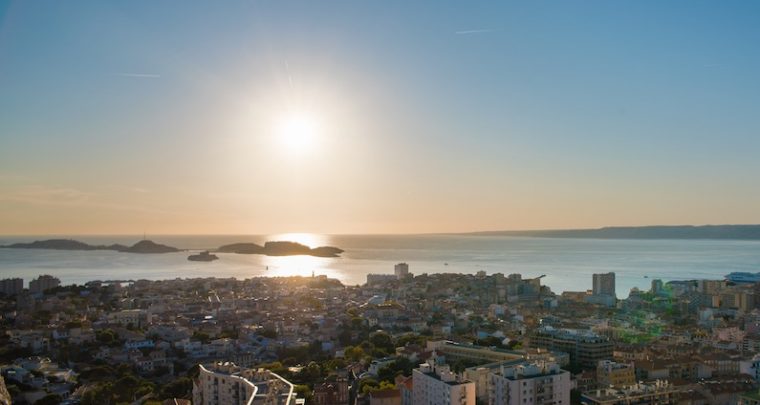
[1,1,760,235]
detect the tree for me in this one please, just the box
[160,377,193,399]
[191,331,210,344]
[370,331,394,352]
[35,394,62,405]
[82,382,115,405]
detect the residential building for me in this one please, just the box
[581,381,678,405]
[192,362,296,405]
[529,327,613,369]
[366,274,397,286]
[412,359,475,405]
[427,340,524,364]
[312,377,349,405]
[394,263,410,279]
[29,275,60,294]
[593,273,615,297]
[0,278,23,296]
[488,361,571,405]
[596,360,635,388]
[587,273,616,307]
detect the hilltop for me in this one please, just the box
[1,239,180,253]
[462,225,760,240]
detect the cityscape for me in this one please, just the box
[3,265,760,404]
[2,1,760,405]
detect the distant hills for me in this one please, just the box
[1,239,180,253]
[2,238,344,257]
[463,225,760,240]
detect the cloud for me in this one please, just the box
[455,29,500,35]
[115,73,161,79]
[0,185,169,214]
[0,185,93,206]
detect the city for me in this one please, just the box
[2,1,760,404]
[3,264,760,404]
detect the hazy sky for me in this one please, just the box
[1,1,760,235]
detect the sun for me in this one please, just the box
[275,112,320,153]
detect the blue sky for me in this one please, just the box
[1,1,759,234]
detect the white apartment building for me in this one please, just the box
[193,362,297,405]
[489,361,571,405]
[412,359,475,405]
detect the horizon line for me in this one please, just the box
[2,223,760,238]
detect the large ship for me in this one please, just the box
[726,272,760,284]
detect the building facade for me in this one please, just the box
[489,361,571,405]
[529,328,613,369]
[412,359,476,405]
[29,275,60,294]
[192,362,296,405]
[0,278,23,296]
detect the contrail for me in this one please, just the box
[455,29,500,35]
[115,73,161,78]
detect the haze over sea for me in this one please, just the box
[1,234,759,297]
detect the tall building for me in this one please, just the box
[488,361,571,405]
[0,278,23,296]
[29,275,60,294]
[394,263,410,279]
[192,362,297,405]
[592,273,616,297]
[588,273,616,306]
[412,359,475,405]
[650,279,664,295]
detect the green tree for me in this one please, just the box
[34,394,62,405]
[160,377,193,399]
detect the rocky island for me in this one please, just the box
[2,238,343,257]
[1,239,181,254]
[217,241,344,257]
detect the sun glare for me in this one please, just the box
[275,113,320,153]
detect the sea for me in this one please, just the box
[1,234,759,298]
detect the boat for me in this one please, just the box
[725,272,760,284]
[187,251,219,262]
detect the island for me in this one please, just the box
[187,251,219,262]
[1,239,180,254]
[217,241,344,257]
[1,238,343,257]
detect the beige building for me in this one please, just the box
[596,360,635,388]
